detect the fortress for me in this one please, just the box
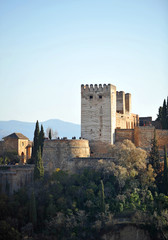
[81,84,138,144]
[42,83,168,172]
[1,83,168,194]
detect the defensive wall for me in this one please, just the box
[42,139,90,172]
[0,165,34,195]
[89,140,113,157]
[42,139,116,173]
[116,126,168,152]
[70,157,115,173]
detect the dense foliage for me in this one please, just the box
[0,151,20,165]
[1,140,168,239]
[149,129,160,175]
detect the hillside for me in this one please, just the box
[0,119,80,140]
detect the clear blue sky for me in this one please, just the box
[0,0,167,124]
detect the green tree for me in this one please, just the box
[157,97,168,129]
[32,121,40,162]
[0,220,20,240]
[100,180,105,213]
[46,194,57,219]
[39,124,45,154]
[34,147,44,180]
[157,106,162,121]
[29,191,37,227]
[161,99,167,129]
[0,157,3,165]
[149,129,160,176]
[163,146,168,195]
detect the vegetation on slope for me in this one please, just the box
[0,140,168,240]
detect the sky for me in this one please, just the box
[0,0,168,124]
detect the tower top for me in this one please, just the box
[81,84,116,92]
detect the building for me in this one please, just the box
[0,133,32,163]
[81,84,139,144]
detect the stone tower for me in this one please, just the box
[81,84,116,144]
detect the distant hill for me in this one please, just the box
[0,119,80,140]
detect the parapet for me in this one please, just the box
[116,91,125,96]
[81,84,116,93]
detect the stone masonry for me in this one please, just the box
[81,84,117,144]
[81,84,139,145]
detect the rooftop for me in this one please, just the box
[3,133,29,140]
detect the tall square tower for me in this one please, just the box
[81,84,116,144]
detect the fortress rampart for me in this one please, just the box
[0,165,34,195]
[116,126,168,153]
[42,139,90,172]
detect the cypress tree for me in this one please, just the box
[34,147,44,180]
[39,124,45,154]
[29,191,37,227]
[163,146,168,195]
[149,129,160,175]
[157,97,168,129]
[157,106,162,121]
[161,99,167,129]
[32,121,40,162]
[100,180,105,213]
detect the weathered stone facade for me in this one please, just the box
[81,84,139,145]
[42,139,90,172]
[81,84,117,144]
[0,165,34,195]
[116,126,168,152]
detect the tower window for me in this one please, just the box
[90,95,93,99]
[99,95,102,99]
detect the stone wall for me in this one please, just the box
[0,141,4,156]
[70,157,115,173]
[81,84,116,144]
[116,126,168,152]
[89,140,113,157]
[81,84,139,145]
[3,138,18,153]
[42,139,90,172]
[115,129,134,143]
[0,165,34,195]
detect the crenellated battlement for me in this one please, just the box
[81,84,116,92]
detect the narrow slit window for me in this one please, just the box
[90,95,93,99]
[99,95,102,99]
